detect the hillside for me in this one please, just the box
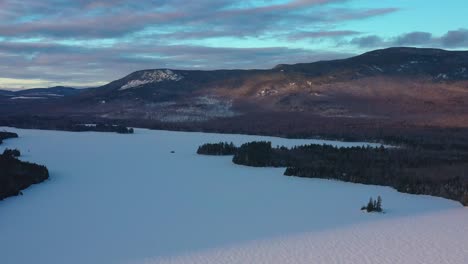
[1,47,468,139]
[0,86,82,100]
[0,132,49,200]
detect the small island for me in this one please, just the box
[361,196,383,213]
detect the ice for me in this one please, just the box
[0,127,465,264]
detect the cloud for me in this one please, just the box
[350,35,386,48]
[0,41,353,88]
[0,0,401,87]
[350,28,468,49]
[331,7,398,21]
[440,29,468,48]
[0,11,184,38]
[395,32,433,45]
[0,0,397,39]
[287,30,361,41]
[223,0,348,13]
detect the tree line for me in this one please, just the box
[197,141,468,206]
[0,131,18,144]
[197,142,237,155]
[0,145,49,200]
[0,117,134,134]
[69,124,134,134]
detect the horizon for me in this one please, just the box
[2,46,467,91]
[1,0,468,89]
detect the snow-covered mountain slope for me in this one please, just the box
[0,128,466,264]
[120,70,183,90]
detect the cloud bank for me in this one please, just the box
[351,29,468,49]
[0,0,465,88]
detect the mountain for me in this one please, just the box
[0,90,13,96]
[275,47,468,80]
[1,47,468,138]
[15,86,83,97]
[0,86,84,99]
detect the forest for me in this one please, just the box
[197,142,237,155]
[68,124,134,134]
[0,146,49,200]
[0,131,18,144]
[0,117,134,134]
[198,141,468,205]
[4,115,468,151]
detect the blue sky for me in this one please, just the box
[0,0,467,89]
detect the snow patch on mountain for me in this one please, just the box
[120,70,183,90]
[10,96,47,100]
[146,96,237,122]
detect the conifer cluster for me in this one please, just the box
[361,196,383,213]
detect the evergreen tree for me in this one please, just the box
[366,197,374,212]
[376,196,383,212]
[2,148,21,158]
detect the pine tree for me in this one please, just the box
[376,196,383,212]
[366,197,374,212]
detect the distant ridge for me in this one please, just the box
[0,86,84,98]
[1,47,467,134]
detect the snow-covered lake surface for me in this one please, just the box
[0,127,467,264]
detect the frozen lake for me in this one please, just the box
[0,128,467,264]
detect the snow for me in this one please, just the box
[120,70,183,90]
[435,73,449,80]
[0,127,466,264]
[371,65,384,72]
[148,209,468,264]
[257,88,278,97]
[142,97,237,122]
[40,93,64,97]
[23,93,64,97]
[10,96,47,100]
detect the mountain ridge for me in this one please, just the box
[1,47,468,136]
[0,86,84,98]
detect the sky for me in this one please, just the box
[0,0,467,89]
